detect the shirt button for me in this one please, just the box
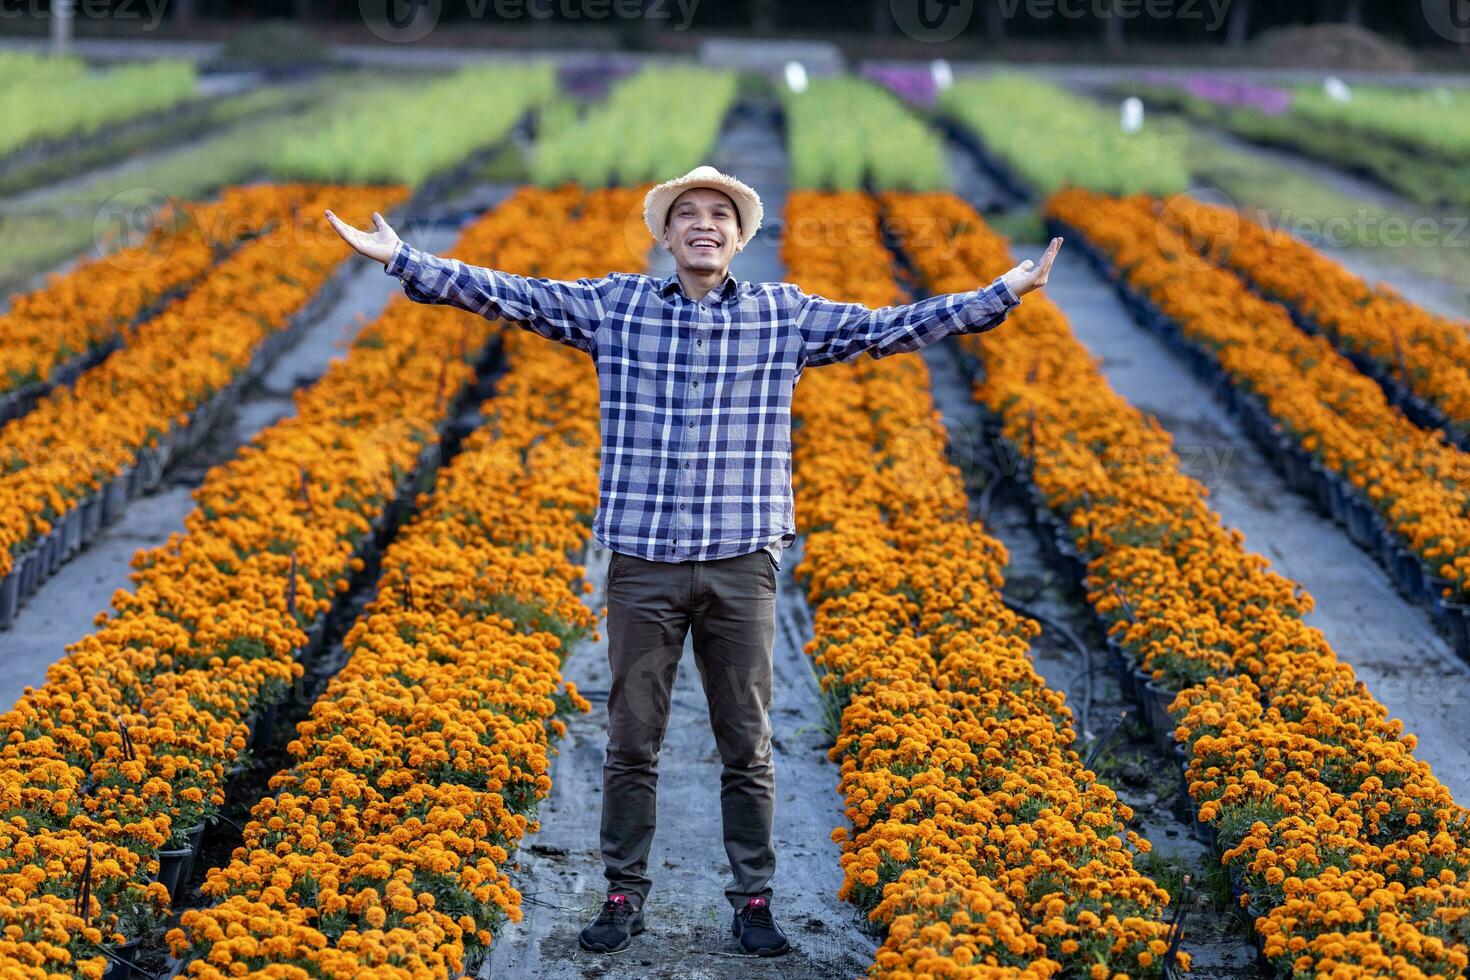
[683,461,690,468]
[696,339,703,347]
[679,503,686,510]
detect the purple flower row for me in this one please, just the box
[860,63,938,106]
[1143,71,1293,116]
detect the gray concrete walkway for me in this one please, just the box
[478,540,876,979]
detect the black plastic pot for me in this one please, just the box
[152,844,192,899]
[1244,901,1279,978]
[1129,667,1152,720]
[45,527,62,576]
[82,491,104,541]
[1171,741,1193,817]
[1346,496,1376,547]
[248,700,278,753]
[1393,546,1424,598]
[102,470,130,525]
[101,938,140,980]
[1143,679,1179,753]
[19,549,37,597]
[1437,600,1470,663]
[1326,472,1350,527]
[0,563,19,628]
[174,820,208,892]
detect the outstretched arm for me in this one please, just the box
[323,208,607,355]
[795,237,1062,368]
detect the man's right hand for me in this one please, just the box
[324,209,402,267]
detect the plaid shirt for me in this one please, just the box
[385,242,1019,569]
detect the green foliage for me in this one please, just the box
[1290,85,1470,158]
[942,75,1190,197]
[271,63,555,186]
[530,67,738,187]
[784,77,947,192]
[1129,81,1470,207]
[0,72,383,290]
[0,58,197,157]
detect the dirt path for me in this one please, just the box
[479,540,878,979]
[481,103,876,979]
[1036,243,1470,804]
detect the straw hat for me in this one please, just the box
[643,165,764,248]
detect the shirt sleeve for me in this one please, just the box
[385,240,610,356]
[792,276,1020,369]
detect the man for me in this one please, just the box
[324,166,1060,959]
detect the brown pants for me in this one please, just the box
[600,547,777,911]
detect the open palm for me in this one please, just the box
[1001,236,1063,297]
[324,209,402,266]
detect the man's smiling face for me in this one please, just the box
[662,187,742,274]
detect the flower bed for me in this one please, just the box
[1159,194,1470,447]
[0,57,197,159]
[0,183,407,600]
[783,78,947,192]
[0,186,615,978]
[939,76,1190,198]
[165,186,647,977]
[884,188,1470,979]
[0,183,319,424]
[783,189,1182,978]
[1045,190,1470,633]
[273,63,554,187]
[531,67,737,187]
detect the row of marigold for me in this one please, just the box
[162,186,649,977]
[1049,189,1470,605]
[0,183,411,580]
[782,189,1184,979]
[0,184,315,402]
[0,186,595,978]
[885,188,1470,977]
[1159,194,1470,444]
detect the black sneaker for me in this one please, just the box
[579,893,644,953]
[731,896,790,956]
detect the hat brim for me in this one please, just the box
[643,171,764,248]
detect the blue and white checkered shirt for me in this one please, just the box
[385,242,1019,570]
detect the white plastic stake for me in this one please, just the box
[931,59,954,92]
[784,61,809,94]
[1121,96,1145,134]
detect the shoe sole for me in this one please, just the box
[579,921,645,954]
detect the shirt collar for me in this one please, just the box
[658,269,739,304]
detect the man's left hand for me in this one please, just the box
[1000,237,1063,298]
